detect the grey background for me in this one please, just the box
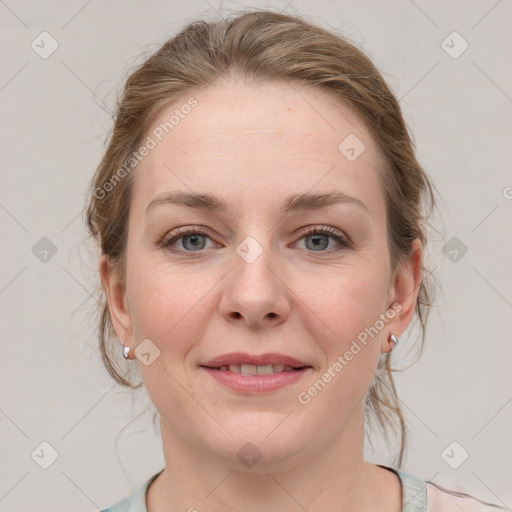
[0,0,511,510]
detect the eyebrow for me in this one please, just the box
[145,190,368,215]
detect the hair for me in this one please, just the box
[85,9,437,467]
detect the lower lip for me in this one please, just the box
[201,367,310,394]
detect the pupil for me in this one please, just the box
[307,234,328,251]
[184,234,205,250]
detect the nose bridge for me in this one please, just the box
[220,233,290,327]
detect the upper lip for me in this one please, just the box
[201,352,309,368]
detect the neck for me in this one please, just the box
[146,406,400,512]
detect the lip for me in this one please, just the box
[201,352,308,368]
[201,366,311,394]
[200,352,312,394]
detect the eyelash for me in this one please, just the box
[160,225,351,256]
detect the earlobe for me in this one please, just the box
[99,255,133,344]
[383,238,423,344]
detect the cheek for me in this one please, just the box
[292,262,388,402]
[296,272,386,412]
[126,258,218,357]
[125,262,216,415]
[299,264,388,346]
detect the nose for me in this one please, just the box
[219,245,290,329]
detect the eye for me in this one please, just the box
[294,225,351,253]
[160,225,351,256]
[161,226,218,253]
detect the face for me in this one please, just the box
[102,78,421,470]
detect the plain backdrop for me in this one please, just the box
[0,1,511,511]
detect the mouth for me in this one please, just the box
[199,353,312,394]
[202,363,308,375]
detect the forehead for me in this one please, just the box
[132,78,385,216]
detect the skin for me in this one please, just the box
[100,78,422,512]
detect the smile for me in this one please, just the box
[213,364,300,375]
[199,352,313,393]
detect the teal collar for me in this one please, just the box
[378,464,427,512]
[111,465,426,512]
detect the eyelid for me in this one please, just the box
[160,224,352,254]
[159,225,215,247]
[296,224,346,239]
[294,225,352,250]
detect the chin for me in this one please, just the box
[198,413,311,472]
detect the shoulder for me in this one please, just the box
[100,495,132,512]
[425,482,508,512]
[383,465,506,512]
[100,470,163,512]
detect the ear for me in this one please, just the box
[381,238,423,353]
[99,255,133,346]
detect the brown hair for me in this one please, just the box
[85,9,436,467]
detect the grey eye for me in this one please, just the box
[304,233,330,251]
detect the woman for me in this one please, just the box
[86,9,505,512]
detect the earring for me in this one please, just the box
[389,333,398,348]
[121,342,131,359]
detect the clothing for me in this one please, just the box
[100,464,506,512]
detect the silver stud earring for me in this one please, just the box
[389,333,398,347]
[121,343,131,359]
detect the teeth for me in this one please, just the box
[217,364,299,375]
[228,364,241,374]
[240,364,258,375]
[256,364,274,375]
